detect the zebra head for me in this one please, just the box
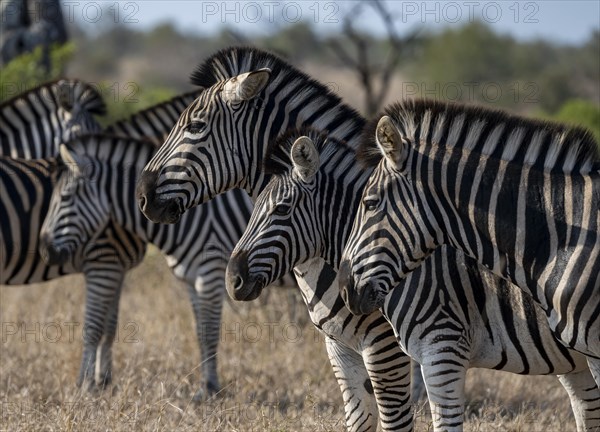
[40,143,110,265]
[339,114,442,315]
[225,131,324,301]
[136,68,271,224]
[54,80,106,143]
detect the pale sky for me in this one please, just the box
[70,1,599,45]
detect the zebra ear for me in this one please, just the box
[376,116,406,166]
[291,136,320,182]
[59,144,81,176]
[223,68,271,103]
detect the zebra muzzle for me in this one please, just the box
[39,235,73,266]
[136,170,182,224]
[339,260,380,316]
[226,250,265,301]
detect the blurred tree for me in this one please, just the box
[1,0,68,73]
[100,85,177,127]
[262,22,321,62]
[0,42,74,101]
[410,22,598,112]
[552,99,600,144]
[328,0,420,116]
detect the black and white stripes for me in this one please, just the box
[0,79,106,157]
[339,98,600,391]
[0,80,145,388]
[136,47,417,431]
[233,127,598,431]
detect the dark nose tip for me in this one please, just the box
[138,194,147,212]
[226,250,249,298]
[39,235,68,266]
[136,170,158,212]
[338,260,362,315]
[338,260,354,306]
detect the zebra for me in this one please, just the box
[103,91,299,399]
[0,79,106,157]
[0,154,146,388]
[135,47,419,431]
[338,99,600,390]
[0,79,146,389]
[227,127,600,431]
[1,83,214,395]
[105,90,201,145]
[43,135,415,432]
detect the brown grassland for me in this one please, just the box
[1,247,576,431]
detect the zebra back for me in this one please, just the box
[0,79,106,158]
[105,90,202,145]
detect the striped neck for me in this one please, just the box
[411,143,600,309]
[244,82,365,201]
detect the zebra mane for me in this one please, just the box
[358,98,600,173]
[190,46,363,123]
[263,127,353,176]
[62,133,156,170]
[104,89,202,142]
[0,78,106,115]
[191,46,286,87]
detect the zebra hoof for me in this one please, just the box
[192,381,221,402]
[77,375,98,393]
[96,371,112,389]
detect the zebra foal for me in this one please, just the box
[339,99,600,390]
[226,127,600,431]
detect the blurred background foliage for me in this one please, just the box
[1,15,598,144]
[0,42,74,100]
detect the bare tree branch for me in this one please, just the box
[328,0,421,116]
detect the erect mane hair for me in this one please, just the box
[62,133,157,170]
[191,46,292,88]
[0,78,106,115]
[104,89,202,141]
[356,115,382,169]
[263,127,353,177]
[190,46,364,126]
[358,98,600,173]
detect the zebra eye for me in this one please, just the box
[273,204,291,216]
[186,120,206,134]
[363,198,380,211]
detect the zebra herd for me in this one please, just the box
[2,46,599,431]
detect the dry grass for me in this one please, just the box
[1,249,576,431]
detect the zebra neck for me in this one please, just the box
[318,160,375,269]
[426,149,599,310]
[242,85,366,200]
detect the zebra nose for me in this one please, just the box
[138,195,147,212]
[39,234,70,266]
[136,170,158,213]
[339,260,360,315]
[226,250,250,300]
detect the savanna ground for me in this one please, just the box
[1,248,577,431]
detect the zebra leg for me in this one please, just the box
[362,339,413,432]
[95,276,124,388]
[188,273,225,401]
[411,361,427,403]
[558,369,600,432]
[78,264,125,390]
[421,358,467,432]
[325,337,379,432]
